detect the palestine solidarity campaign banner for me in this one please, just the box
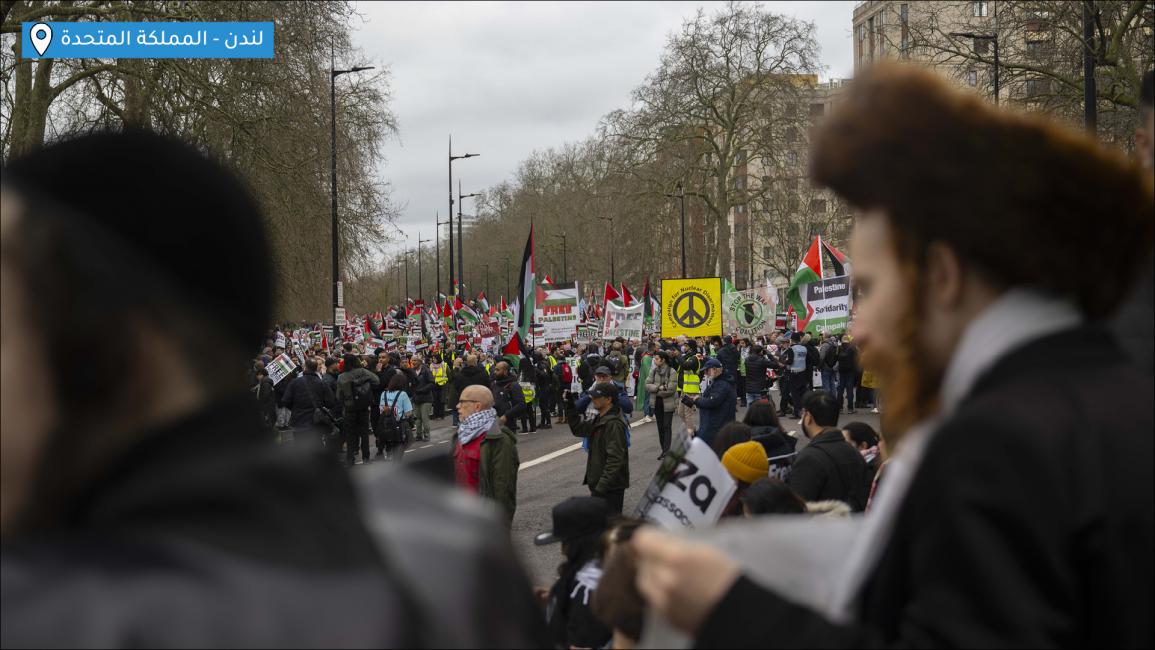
[723,285,778,338]
[802,275,851,333]
[534,281,580,343]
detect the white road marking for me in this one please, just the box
[519,442,583,471]
[420,444,433,449]
[437,440,449,444]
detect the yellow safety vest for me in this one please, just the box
[484,361,493,374]
[520,381,536,403]
[681,371,701,395]
[548,356,558,369]
[432,364,448,386]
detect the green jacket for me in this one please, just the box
[607,350,631,383]
[566,403,630,493]
[479,421,519,526]
[335,367,380,407]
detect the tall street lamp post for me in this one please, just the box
[330,53,374,326]
[448,136,479,298]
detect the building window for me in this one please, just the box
[974,38,989,55]
[735,149,747,165]
[973,1,988,17]
[785,126,798,144]
[787,196,800,213]
[787,151,798,167]
[787,177,799,191]
[734,175,746,190]
[809,102,825,117]
[1025,39,1050,59]
[809,199,827,213]
[763,246,772,259]
[735,204,746,215]
[1025,77,1052,98]
[968,69,978,86]
[867,16,875,60]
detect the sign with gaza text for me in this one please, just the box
[265,353,298,386]
[602,301,645,340]
[802,275,851,334]
[475,318,500,338]
[534,281,580,342]
[661,278,723,338]
[641,437,737,530]
[723,285,778,337]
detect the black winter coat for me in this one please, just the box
[281,374,337,429]
[697,326,1154,648]
[786,428,870,511]
[453,365,490,393]
[716,343,741,379]
[411,366,435,404]
[491,376,527,424]
[1,399,549,648]
[743,354,771,393]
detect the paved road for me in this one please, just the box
[394,388,882,587]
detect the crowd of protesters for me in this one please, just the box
[4,65,1152,649]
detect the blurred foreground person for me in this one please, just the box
[631,64,1153,648]
[0,131,545,648]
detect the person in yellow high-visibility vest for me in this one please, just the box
[676,349,702,437]
[430,358,449,419]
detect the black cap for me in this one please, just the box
[588,382,618,399]
[534,497,610,545]
[594,365,614,376]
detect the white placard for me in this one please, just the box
[643,438,737,531]
[265,353,298,386]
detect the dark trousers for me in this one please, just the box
[788,372,806,417]
[591,488,625,515]
[778,377,794,415]
[538,388,554,425]
[655,398,674,454]
[345,407,371,464]
[736,372,747,405]
[432,385,445,418]
[519,403,536,432]
[838,372,858,411]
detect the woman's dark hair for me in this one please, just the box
[843,421,879,449]
[740,478,807,515]
[743,399,781,429]
[712,422,753,457]
[387,374,409,392]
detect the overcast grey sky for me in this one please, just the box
[351,1,856,256]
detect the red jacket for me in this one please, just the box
[454,436,483,492]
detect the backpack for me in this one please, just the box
[376,392,406,444]
[837,344,857,370]
[351,376,375,410]
[559,362,573,385]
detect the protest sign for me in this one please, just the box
[639,437,737,531]
[265,353,298,386]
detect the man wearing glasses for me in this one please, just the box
[452,386,519,526]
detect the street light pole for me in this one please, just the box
[950,32,999,105]
[553,232,568,283]
[503,255,511,299]
[597,216,615,285]
[404,252,411,305]
[330,48,374,326]
[449,138,479,295]
[665,183,687,278]
[417,232,430,305]
[483,264,490,298]
[458,183,481,291]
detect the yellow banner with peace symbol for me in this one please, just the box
[660,277,723,338]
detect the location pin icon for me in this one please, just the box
[30,23,52,57]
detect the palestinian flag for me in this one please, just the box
[510,226,535,345]
[603,282,620,308]
[642,279,659,329]
[477,292,490,313]
[620,283,634,307]
[786,235,848,326]
[502,332,524,371]
[542,274,554,287]
[458,303,481,324]
[725,278,740,296]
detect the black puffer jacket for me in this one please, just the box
[744,353,771,393]
[716,343,741,380]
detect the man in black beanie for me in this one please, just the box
[0,131,548,647]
